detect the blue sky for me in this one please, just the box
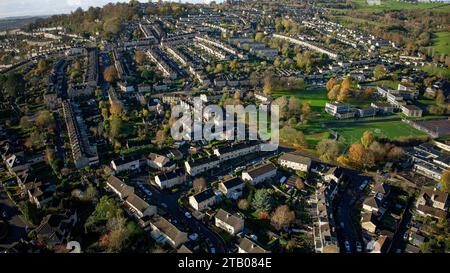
[0,0,212,19]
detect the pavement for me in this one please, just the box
[0,187,28,249]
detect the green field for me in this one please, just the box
[349,0,450,12]
[326,118,427,145]
[431,32,450,56]
[420,65,450,80]
[272,86,328,111]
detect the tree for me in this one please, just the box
[229,60,238,70]
[441,170,450,193]
[20,201,41,225]
[337,87,350,102]
[238,199,249,211]
[273,96,288,119]
[214,63,224,73]
[302,102,311,116]
[20,116,31,128]
[326,77,338,92]
[271,205,295,230]
[340,77,351,93]
[84,184,99,202]
[104,65,118,83]
[85,196,122,233]
[134,50,146,65]
[251,189,274,212]
[361,131,375,149]
[373,64,387,80]
[280,126,308,148]
[387,146,405,162]
[328,85,340,101]
[348,143,365,165]
[316,139,341,162]
[288,96,301,117]
[36,110,56,132]
[263,77,272,95]
[110,102,124,117]
[295,177,305,190]
[4,73,25,98]
[193,177,206,194]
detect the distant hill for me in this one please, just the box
[0,16,50,32]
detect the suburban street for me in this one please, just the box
[0,187,27,249]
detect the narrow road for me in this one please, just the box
[147,185,226,253]
[0,187,27,249]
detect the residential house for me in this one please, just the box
[110,155,143,173]
[149,215,188,248]
[278,153,312,172]
[189,189,217,211]
[237,237,269,253]
[241,163,277,185]
[154,170,186,190]
[125,193,157,219]
[363,196,385,214]
[416,188,448,219]
[107,176,134,200]
[361,212,378,234]
[185,156,220,176]
[215,209,244,235]
[34,211,78,248]
[218,177,245,199]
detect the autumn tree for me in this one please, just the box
[316,139,341,162]
[288,96,301,117]
[263,76,273,95]
[295,177,305,190]
[387,146,405,162]
[104,65,118,83]
[441,170,450,193]
[326,77,338,92]
[361,131,375,149]
[328,85,340,101]
[238,199,250,211]
[271,205,295,230]
[349,143,366,165]
[134,50,146,65]
[193,177,206,194]
[337,87,350,102]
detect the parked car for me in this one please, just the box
[189,233,198,241]
[344,241,351,253]
[185,212,192,219]
[356,242,362,252]
[210,248,216,253]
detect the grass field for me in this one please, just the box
[350,0,450,12]
[420,65,450,80]
[326,118,427,145]
[272,86,328,112]
[431,32,450,56]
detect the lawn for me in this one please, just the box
[371,80,400,90]
[350,0,450,12]
[325,118,427,145]
[431,32,450,56]
[272,86,328,112]
[420,65,450,80]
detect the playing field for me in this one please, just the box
[349,0,450,12]
[272,87,328,111]
[431,32,450,56]
[325,118,427,144]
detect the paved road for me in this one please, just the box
[138,181,227,253]
[0,187,27,249]
[335,171,370,253]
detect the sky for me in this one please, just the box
[0,0,214,19]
